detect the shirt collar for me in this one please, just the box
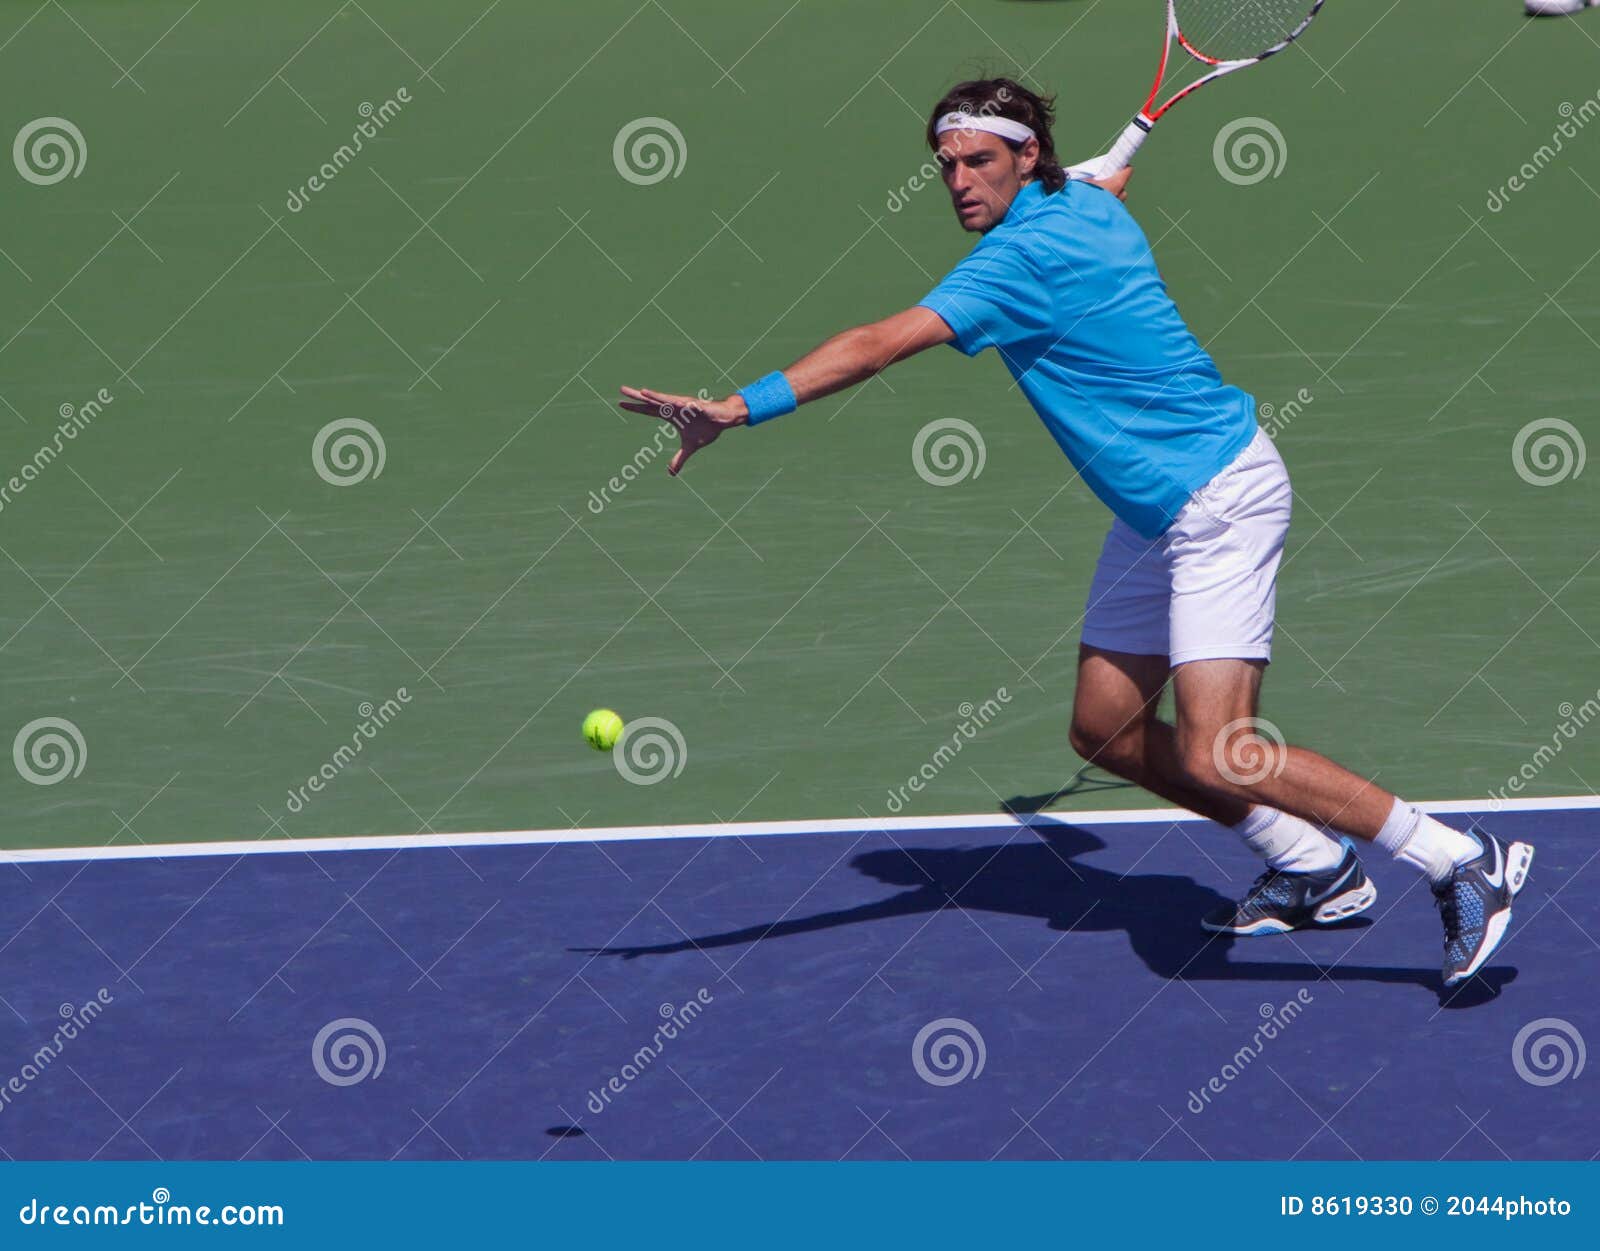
[993,180,1047,232]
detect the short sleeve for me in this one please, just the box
[918,235,1045,358]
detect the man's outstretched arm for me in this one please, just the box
[618,305,954,476]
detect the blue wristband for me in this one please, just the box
[737,371,797,426]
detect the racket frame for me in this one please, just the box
[1069,0,1324,178]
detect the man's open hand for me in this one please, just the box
[617,386,748,476]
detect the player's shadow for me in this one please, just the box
[578,816,1514,1007]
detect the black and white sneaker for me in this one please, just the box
[1435,825,1535,987]
[1201,842,1377,936]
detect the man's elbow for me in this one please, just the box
[862,320,918,372]
[839,322,893,377]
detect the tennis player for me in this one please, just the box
[619,78,1533,987]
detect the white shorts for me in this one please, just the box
[1080,429,1291,666]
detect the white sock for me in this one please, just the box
[1374,799,1480,883]
[1232,805,1344,874]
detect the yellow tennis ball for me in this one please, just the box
[582,708,624,751]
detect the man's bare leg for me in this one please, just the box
[1159,659,1486,877]
[1076,651,1426,842]
[1163,659,1396,838]
[1068,645,1249,825]
[1157,658,1536,980]
[1168,659,1393,837]
[1070,646,1354,874]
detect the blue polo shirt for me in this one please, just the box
[918,180,1256,538]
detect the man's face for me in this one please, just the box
[935,129,1036,233]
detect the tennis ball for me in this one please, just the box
[582,708,624,751]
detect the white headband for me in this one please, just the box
[933,111,1036,145]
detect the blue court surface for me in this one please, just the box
[0,802,1593,1161]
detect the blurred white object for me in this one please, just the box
[1525,0,1594,15]
[1065,152,1124,182]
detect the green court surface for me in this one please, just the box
[0,0,1595,851]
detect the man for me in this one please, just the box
[618,78,1533,987]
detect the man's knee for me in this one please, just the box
[1175,735,1226,792]
[1177,718,1277,794]
[1069,717,1144,778]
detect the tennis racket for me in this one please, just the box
[1065,0,1324,180]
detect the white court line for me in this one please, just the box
[1,795,1593,866]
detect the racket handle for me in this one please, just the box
[1064,115,1152,182]
[1106,115,1153,169]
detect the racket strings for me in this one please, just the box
[1172,0,1319,63]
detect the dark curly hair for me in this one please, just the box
[925,77,1066,192]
